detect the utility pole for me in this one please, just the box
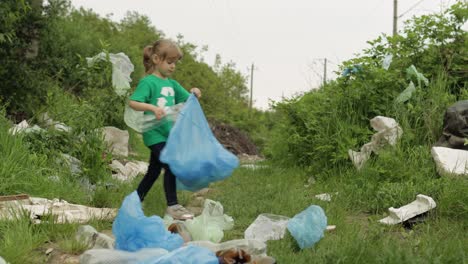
[323,58,327,86]
[393,0,398,36]
[249,63,254,110]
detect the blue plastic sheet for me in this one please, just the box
[287,205,327,249]
[112,191,184,252]
[142,245,219,264]
[160,94,239,191]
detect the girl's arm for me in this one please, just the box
[129,100,165,120]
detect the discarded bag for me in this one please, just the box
[112,191,184,252]
[124,103,185,133]
[160,94,239,191]
[145,245,219,264]
[183,199,234,243]
[287,205,327,249]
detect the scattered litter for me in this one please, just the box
[382,54,393,70]
[181,199,234,243]
[431,147,468,176]
[0,195,116,224]
[287,205,327,249]
[39,112,71,132]
[110,160,148,181]
[168,222,192,243]
[379,194,436,225]
[314,193,338,202]
[8,120,43,135]
[349,116,403,169]
[45,248,54,255]
[240,164,268,170]
[101,126,129,157]
[124,103,185,133]
[76,225,115,249]
[148,245,218,264]
[244,213,290,242]
[395,81,416,104]
[188,239,267,258]
[87,52,135,96]
[59,153,82,175]
[238,154,264,163]
[304,176,316,188]
[80,248,169,264]
[406,65,429,86]
[326,225,336,232]
[160,94,239,191]
[112,191,184,252]
[0,256,6,264]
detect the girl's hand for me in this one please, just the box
[152,106,165,120]
[190,88,202,98]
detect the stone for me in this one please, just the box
[110,160,148,182]
[8,120,43,135]
[60,154,82,175]
[431,147,468,176]
[101,127,129,157]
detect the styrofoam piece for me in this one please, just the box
[244,213,290,242]
[326,225,336,231]
[379,194,436,225]
[431,147,468,176]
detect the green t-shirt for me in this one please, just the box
[130,74,190,147]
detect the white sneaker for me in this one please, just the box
[166,204,194,220]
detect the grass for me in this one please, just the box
[205,165,467,264]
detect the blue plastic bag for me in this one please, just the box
[143,245,219,264]
[160,94,239,191]
[287,205,327,249]
[112,191,184,252]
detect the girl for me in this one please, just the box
[129,39,201,220]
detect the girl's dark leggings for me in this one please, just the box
[136,142,178,206]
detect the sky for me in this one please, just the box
[69,0,458,109]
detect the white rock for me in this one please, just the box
[379,194,436,225]
[431,147,468,176]
[60,154,82,175]
[101,127,129,157]
[40,112,71,132]
[8,120,43,135]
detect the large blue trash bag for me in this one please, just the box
[142,245,219,264]
[160,94,239,191]
[112,191,184,252]
[287,205,327,249]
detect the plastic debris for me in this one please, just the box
[349,116,403,169]
[0,195,116,224]
[110,160,148,182]
[39,112,71,132]
[431,147,468,176]
[80,248,169,264]
[8,120,43,135]
[180,199,234,243]
[244,213,290,242]
[379,194,436,225]
[0,256,6,264]
[161,94,239,191]
[76,225,115,249]
[149,245,218,264]
[382,54,393,70]
[395,81,416,104]
[406,65,429,86]
[240,164,268,170]
[188,239,267,258]
[124,103,185,133]
[314,193,338,202]
[287,205,327,249]
[112,191,184,252]
[87,52,135,96]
